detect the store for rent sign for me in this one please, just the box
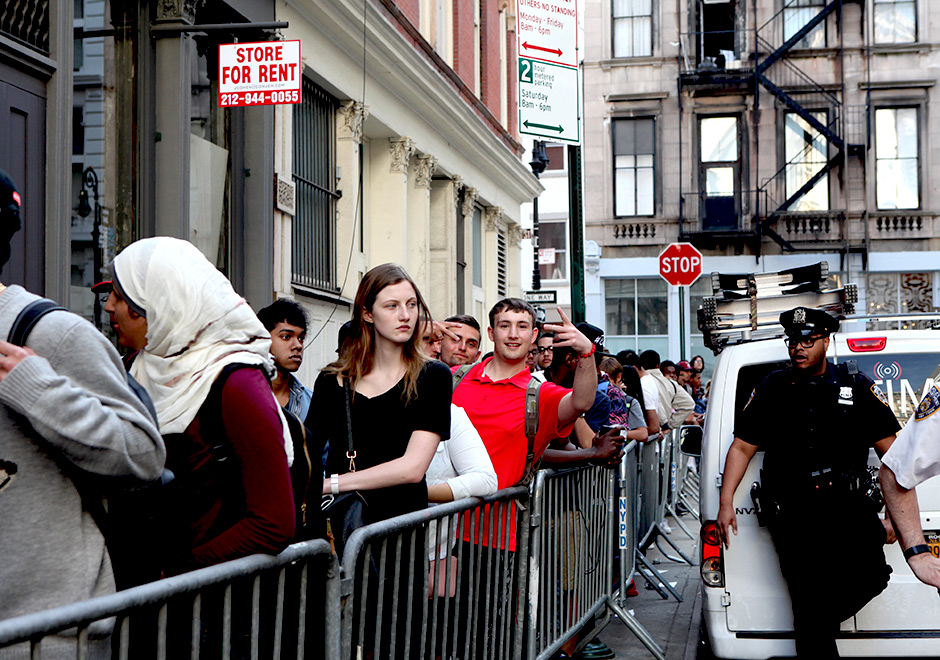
[218,40,302,107]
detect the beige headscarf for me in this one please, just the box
[112,237,292,462]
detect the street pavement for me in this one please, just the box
[595,513,704,660]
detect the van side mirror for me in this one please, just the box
[679,425,703,457]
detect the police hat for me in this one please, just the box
[779,306,840,339]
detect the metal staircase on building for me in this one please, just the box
[752,0,852,254]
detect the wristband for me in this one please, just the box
[330,473,340,496]
[903,544,932,561]
[579,344,596,359]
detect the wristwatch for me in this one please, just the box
[903,544,932,561]
[330,473,340,496]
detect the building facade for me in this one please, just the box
[582,0,940,373]
[3,0,538,376]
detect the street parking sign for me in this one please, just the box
[659,243,703,287]
[517,0,580,144]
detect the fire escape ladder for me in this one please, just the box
[754,0,844,251]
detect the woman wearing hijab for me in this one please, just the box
[103,236,295,574]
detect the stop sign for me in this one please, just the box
[659,243,703,286]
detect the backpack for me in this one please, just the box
[453,364,542,484]
[8,298,169,588]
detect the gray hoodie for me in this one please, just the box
[0,285,165,659]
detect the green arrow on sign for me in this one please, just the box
[523,120,564,133]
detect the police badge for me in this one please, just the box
[915,385,940,421]
[793,308,806,324]
[838,386,854,405]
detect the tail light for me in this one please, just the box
[847,337,886,352]
[700,520,724,587]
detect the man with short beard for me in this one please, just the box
[439,314,482,367]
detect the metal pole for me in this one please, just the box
[529,141,548,292]
[567,144,586,323]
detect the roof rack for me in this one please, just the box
[698,262,857,354]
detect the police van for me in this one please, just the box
[686,265,940,658]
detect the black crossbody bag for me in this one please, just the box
[320,380,368,559]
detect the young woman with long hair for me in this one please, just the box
[307,263,451,659]
[310,263,451,520]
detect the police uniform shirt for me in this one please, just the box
[882,384,940,490]
[734,362,900,492]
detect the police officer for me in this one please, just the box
[716,306,900,658]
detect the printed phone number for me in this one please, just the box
[219,90,300,106]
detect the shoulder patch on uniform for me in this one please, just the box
[870,383,890,409]
[915,385,940,421]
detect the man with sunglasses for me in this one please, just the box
[716,306,900,658]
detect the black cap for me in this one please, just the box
[779,306,839,338]
[575,322,616,357]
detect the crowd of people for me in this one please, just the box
[0,167,715,659]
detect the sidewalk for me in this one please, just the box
[597,514,704,660]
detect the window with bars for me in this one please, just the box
[874,0,916,44]
[292,78,341,292]
[875,107,919,210]
[497,226,508,298]
[613,118,655,217]
[612,0,652,58]
[1,0,50,54]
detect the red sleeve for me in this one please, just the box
[191,368,295,565]
[533,381,575,459]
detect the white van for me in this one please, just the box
[692,329,940,658]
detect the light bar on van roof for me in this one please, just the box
[847,337,886,352]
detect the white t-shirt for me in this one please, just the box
[640,373,660,412]
[881,384,940,489]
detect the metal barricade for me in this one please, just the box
[339,486,531,660]
[617,441,639,596]
[525,465,614,660]
[0,539,338,659]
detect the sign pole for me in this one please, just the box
[568,143,586,323]
[679,286,686,359]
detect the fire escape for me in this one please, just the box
[679,0,866,260]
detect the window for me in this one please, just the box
[612,0,652,58]
[472,206,483,288]
[875,108,918,210]
[783,0,826,49]
[867,272,936,331]
[699,116,739,230]
[538,218,567,281]
[497,227,508,297]
[545,144,565,172]
[613,118,655,217]
[874,0,916,44]
[604,278,668,355]
[785,111,829,211]
[292,78,340,292]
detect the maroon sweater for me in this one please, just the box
[164,367,295,571]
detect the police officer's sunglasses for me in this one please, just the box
[784,335,824,349]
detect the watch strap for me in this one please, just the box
[903,544,932,560]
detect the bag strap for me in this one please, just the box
[8,299,67,346]
[452,363,474,390]
[343,380,357,472]
[521,378,541,483]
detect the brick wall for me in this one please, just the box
[452,0,476,91]
[397,0,421,27]
[480,0,501,119]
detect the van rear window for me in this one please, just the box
[842,353,940,426]
[734,361,789,420]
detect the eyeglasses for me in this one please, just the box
[784,335,824,349]
[537,346,553,354]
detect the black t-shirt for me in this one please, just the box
[308,359,452,522]
[734,362,901,492]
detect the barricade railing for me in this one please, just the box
[339,486,531,660]
[0,539,337,659]
[526,465,615,660]
[1,444,695,660]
